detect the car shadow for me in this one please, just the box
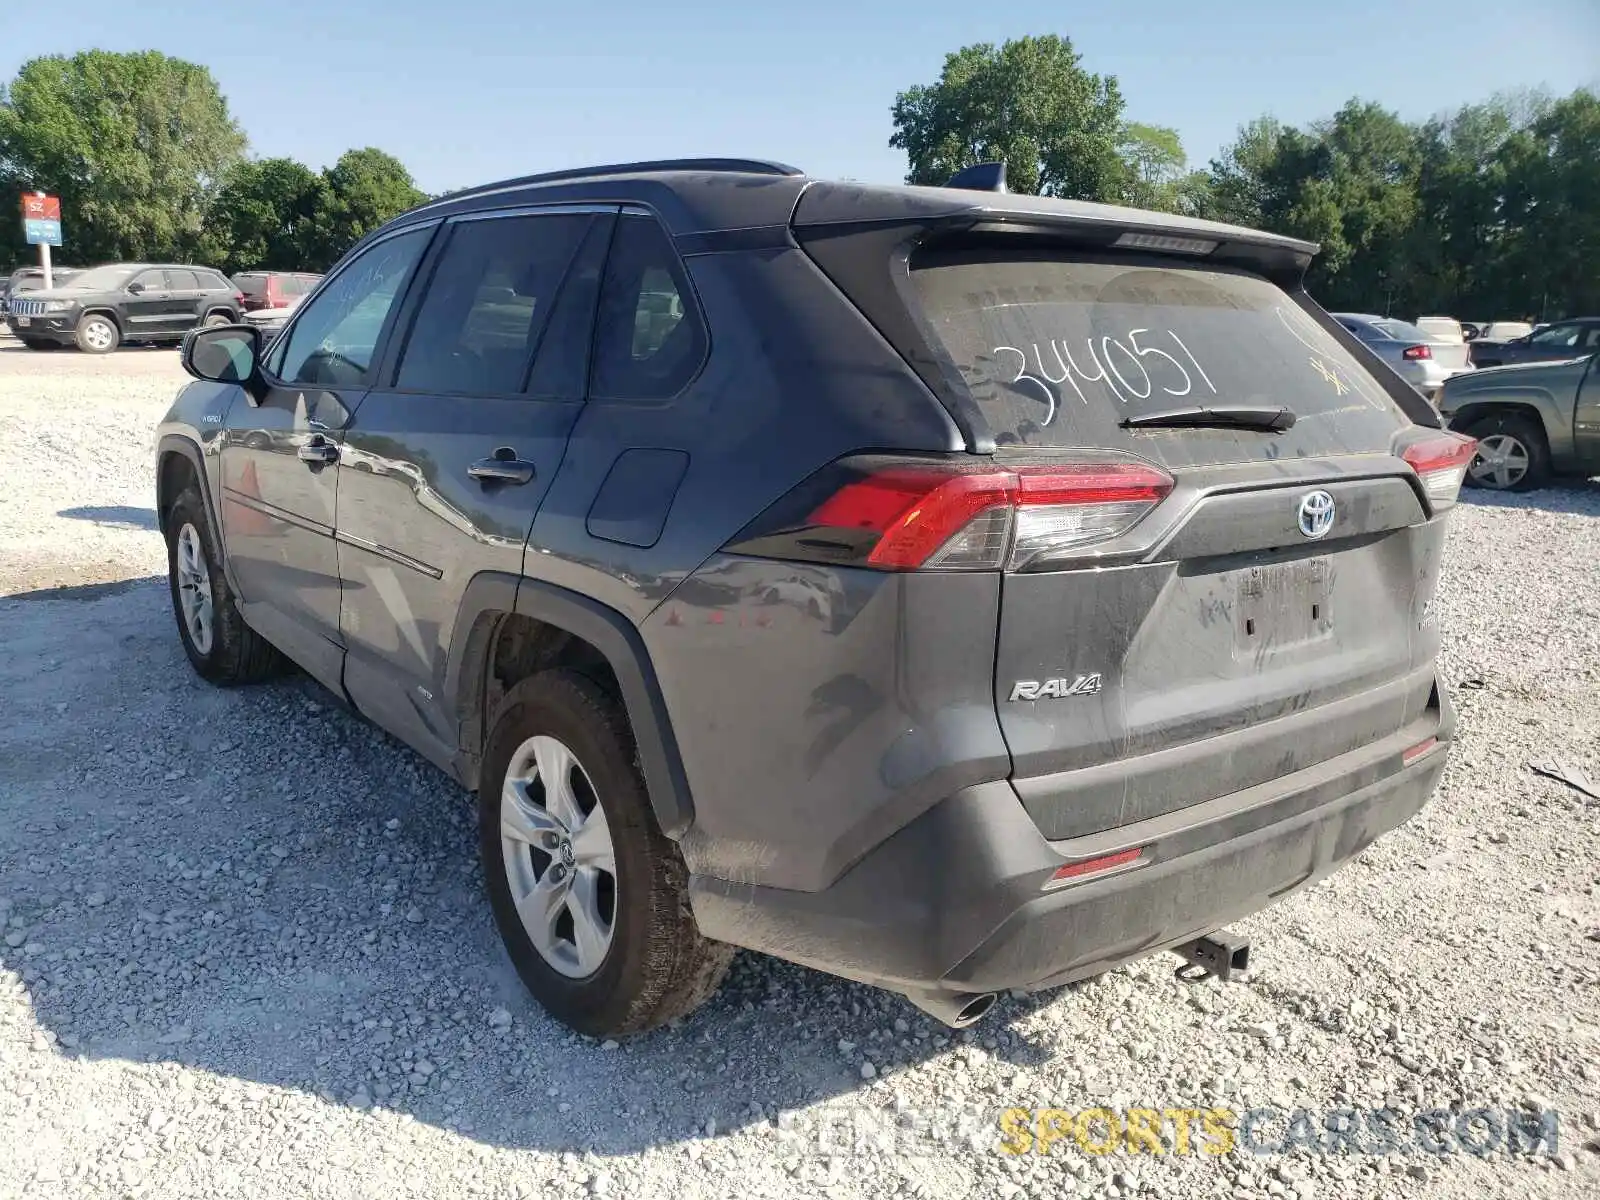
[57,505,159,531]
[0,577,1098,1157]
[1459,477,1600,518]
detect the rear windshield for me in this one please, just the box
[234,274,269,297]
[911,249,1411,467]
[1367,318,1433,342]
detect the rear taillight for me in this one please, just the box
[1402,344,1432,361]
[729,456,1173,572]
[1401,432,1477,509]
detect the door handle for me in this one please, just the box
[468,451,535,485]
[298,435,339,465]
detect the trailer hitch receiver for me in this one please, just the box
[1174,931,1251,982]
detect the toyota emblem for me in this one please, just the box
[1297,490,1336,539]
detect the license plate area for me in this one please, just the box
[1236,557,1331,653]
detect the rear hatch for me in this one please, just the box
[796,200,1458,842]
[233,274,271,309]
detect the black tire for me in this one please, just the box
[1462,412,1551,492]
[165,487,285,684]
[74,312,120,354]
[480,669,733,1036]
[202,311,234,328]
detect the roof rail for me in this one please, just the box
[418,158,804,211]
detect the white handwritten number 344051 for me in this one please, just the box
[993,329,1216,426]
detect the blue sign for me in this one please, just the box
[25,218,62,246]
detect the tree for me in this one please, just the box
[1203,117,1290,228]
[299,148,427,269]
[1196,87,1596,320]
[1117,122,1188,211]
[1493,90,1600,318]
[202,157,326,274]
[889,35,1126,200]
[0,50,245,265]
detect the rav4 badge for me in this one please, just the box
[1009,673,1103,702]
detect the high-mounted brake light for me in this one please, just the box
[754,459,1174,572]
[1112,231,1219,256]
[1402,344,1432,361]
[1401,432,1477,510]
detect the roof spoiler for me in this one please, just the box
[945,161,1007,193]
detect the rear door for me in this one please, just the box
[236,274,269,310]
[908,248,1443,840]
[1575,351,1600,463]
[333,206,614,767]
[164,269,204,332]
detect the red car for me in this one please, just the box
[231,271,322,312]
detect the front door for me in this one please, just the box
[335,208,614,767]
[221,224,436,693]
[122,268,178,338]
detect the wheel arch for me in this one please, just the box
[78,306,123,333]
[1447,398,1548,433]
[156,436,212,536]
[446,573,695,838]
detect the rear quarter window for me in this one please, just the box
[912,249,1412,468]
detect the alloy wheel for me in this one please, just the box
[174,523,214,655]
[82,319,115,351]
[499,734,617,978]
[1468,433,1530,489]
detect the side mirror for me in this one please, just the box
[127,281,145,294]
[182,325,266,402]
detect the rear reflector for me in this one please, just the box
[1046,847,1145,888]
[1402,344,1433,361]
[1401,432,1477,509]
[1402,737,1439,766]
[728,456,1174,572]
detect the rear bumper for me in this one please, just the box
[690,681,1452,997]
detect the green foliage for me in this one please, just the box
[202,158,326,274]
[1201,88,1598,318]
[1117,122,1187,211]
[298,148,428,271]
[0,51,426,276]
[0,51,246,265]
[890,35,1127,199]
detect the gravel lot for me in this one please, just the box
[2,337,1598,1200]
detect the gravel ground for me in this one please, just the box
[1,338,1598,1200]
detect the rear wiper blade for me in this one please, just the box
[1120,405,1297,432]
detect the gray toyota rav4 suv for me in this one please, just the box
[156,159,1474,1036]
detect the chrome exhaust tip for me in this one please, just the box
[901,989,999,1028]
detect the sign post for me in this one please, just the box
[21,193,63,290]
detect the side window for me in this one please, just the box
[202,271,232,291]
[166,269,200,291]
[1584,325,1600,350]
[395,213,593,395]
[590,214,707,401]
[130,269,165,293]
[269,226,432,387]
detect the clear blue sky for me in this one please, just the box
[2,0,1597,193]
